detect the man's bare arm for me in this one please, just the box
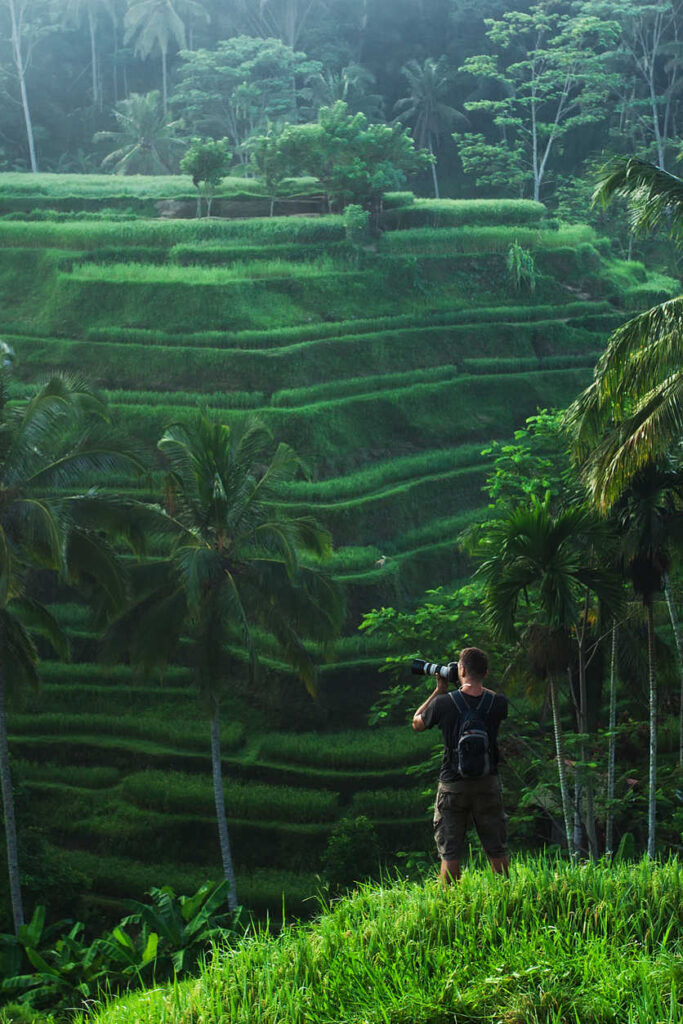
[412,679,449,731]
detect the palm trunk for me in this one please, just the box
[210,710,238,911]
[661,574,682,771]
[428,140,439,199]
[550,674,574,857]
[8,0,38,173]
[572,778,583,855]
[576,603,598,859]
[646,602,657,859]
[161,46,168,115]
[605,623,618,858]
[88,8,99,108]
[0,669,25,932]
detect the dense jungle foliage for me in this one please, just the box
[0,2,681,1022]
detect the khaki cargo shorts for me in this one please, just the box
[433,775,508,860]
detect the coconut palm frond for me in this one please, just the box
[593,297,683,396]
[583,373,683,511]
[566,295,683,489]
[593,157,683,237]
[8,597,69,662]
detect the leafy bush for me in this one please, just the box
[0,883,239,1012]
[507,240,536,292]
[321,816,380,891]
[343,204,370,249]
[383,191,415,209]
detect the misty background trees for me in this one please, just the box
[1,0,681,209]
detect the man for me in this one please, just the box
[412,646,509,884]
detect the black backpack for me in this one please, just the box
[448,690,495,778]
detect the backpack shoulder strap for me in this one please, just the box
[480,691,495,716]
[449,690,469,715]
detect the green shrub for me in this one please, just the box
[321,816,381,891]
[507,240,536,292]
[343,204,370,249]
[382,191,415,209]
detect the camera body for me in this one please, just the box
[411,658,459,684]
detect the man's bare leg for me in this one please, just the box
[440,859,461,884]
[488,856,509,876]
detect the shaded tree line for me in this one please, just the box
[1,0,682,207]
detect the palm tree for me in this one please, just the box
[105,414,343,911]
[394,57,467,198]
[60,0,114,109]
[0,371,146,932]
[124,0,208,112]
[475,497,622,858]
[566,157,682,510]
[304,63,383,119]
[94,91,185,173]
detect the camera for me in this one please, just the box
[411,659,459,684]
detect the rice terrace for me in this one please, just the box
[0,1,681,1023]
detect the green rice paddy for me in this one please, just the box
[0,176,677,926]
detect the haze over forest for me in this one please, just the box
[2,0,681,203]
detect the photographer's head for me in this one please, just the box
[458,647,488,684]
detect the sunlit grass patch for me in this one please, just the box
[77,857,681,1024]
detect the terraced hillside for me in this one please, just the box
[0,177,677,924]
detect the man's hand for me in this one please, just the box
[412,681,448,731]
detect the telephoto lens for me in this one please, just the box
[411,659,458,683]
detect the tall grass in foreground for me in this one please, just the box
[78,857,680,1024]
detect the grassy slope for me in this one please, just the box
[73,858,681,1024]
[0,175,678,924]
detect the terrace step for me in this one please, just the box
[9,736,425,795]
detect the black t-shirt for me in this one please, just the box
[421,689,508,782]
